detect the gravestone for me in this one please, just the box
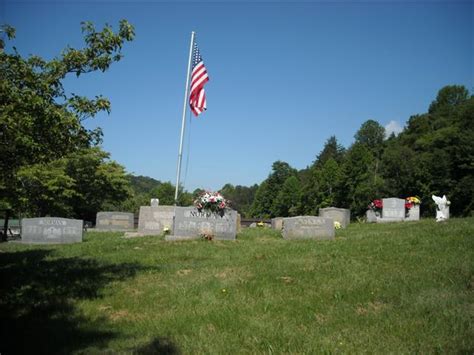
[22,217,83,244]
[405,205,420,221]
[138,206,175,235]
[172,207,238,240]
[366,210,376,223]
[282,216,334,240]
[236,213,241,233]
[96,212,134,231]
[380,198,405,222]
[319,207,351,228]
[150,198,159,207]
[271,217,284,231]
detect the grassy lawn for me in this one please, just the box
[1,218,473,354]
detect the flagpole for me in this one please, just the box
[174,31,195,205]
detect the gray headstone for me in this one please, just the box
[271,217,284,231]
[138,206,175,235]
[366,210,378,223]
[150,198,160,207]
[96,212,134,231]
[405,205,420,221]
[173,207,238,240]
[319,207,351,228]
[21,217,83,244]
[381,198,406,221]
[282,216,335,240]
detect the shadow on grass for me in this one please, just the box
[131,337,180,355]
[0,249,178,354]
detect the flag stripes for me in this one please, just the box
[189,41,209,116]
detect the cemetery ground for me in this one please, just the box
[1,218,473,354]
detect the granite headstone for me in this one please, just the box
[271,217,284,231]
[138,206,175,235]
[96,212,134,231]
[172,207,238,240]
[366,210,378,223]
[405,205,420,221]
[319,207,351,228]
[282,216,335,240]
[380,198,406,222]
[22,217,83,244]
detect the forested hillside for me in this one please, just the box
[246,85,473,219]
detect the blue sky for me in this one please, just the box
[3,1,472,192]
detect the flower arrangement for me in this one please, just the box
[368,199,383,213]
[194,191,228,214]
[405,196,421,209]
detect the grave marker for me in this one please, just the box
[172,207,238,240]
[138,206,175,235]
[282,216,334,240]
[96,212,134,231]
[319,207,350,228]
[380,198,406,222]
[22,217,83,244]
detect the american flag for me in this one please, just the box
[189,40,209,116]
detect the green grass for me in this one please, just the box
[1,218,473,354]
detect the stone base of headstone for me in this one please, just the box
[319,207,350,228]
[90,227,135,233]
[282,216,334,240]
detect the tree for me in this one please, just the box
[149,182,192,206]
[313,136,346,168]
[0,21,135,218]
[16,147,132,222]
[337,143,383,216]
[272,176,302,217]
[354,119,386,154]
[250,161,297,218]
[219,183,258,217]
[397,85,473,216]
[65,148,131,222]
[316,158,341,208]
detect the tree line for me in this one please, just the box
[243,85,473,219]
[1,21,472,225]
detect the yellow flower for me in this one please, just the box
[334,221,341,229]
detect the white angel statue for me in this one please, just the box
[431,195,450,222]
